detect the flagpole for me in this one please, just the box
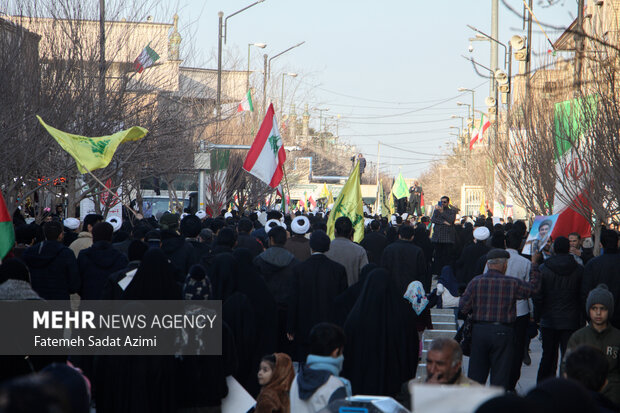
[281,164,293,216]
[77,162,141,218]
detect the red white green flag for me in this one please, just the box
[469,114,491,150]
[0,191,15,260]
[237,90,254,113]
[551,96,596,239]
[243,104,286,188]
[134,44,160,73]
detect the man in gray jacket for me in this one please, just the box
[325,217,368,286]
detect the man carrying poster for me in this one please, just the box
[522,215,559,256]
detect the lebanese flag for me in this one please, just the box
[550,97,595,239]
[469,114,491,150]
[243,104,286,188]
[0,191,15,260]
[237,90,254,113]
[134,44,160,73]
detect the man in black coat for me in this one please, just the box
[101,240,149,300]
[78,222,129,300]
[22,221,79,300]
[181,214,211,261]
[360,220,388,265]
[160,212,197,284]
[287,230,348,361]
[380,224,428,292]
[534,237,584,383]
[235,218,264,258]
[455,226,490,289]
[254,225,299,355]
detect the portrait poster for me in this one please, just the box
[522,214,559,255]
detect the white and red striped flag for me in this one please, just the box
[243,104,286,188]
[469,114,491,150]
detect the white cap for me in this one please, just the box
[473,226,490,241]
[224,211,233,219]
[257,211,268,226]
[106,216,122,232]
[195,210,207,220]
[181,213,189,220]
[265,219,286,234]
[291,216,310,235]
[63,217,80,230]
[401,213,409,220]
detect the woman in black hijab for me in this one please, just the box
[334,263,377,326]
[413,223,433,277]
[96,248,180,413]
[343,268,418,397]
[207,252,237,301]
[231,249,278,396]
[122,248,181,300]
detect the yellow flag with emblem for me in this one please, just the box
[37,116,148,174]
[326,162,364,243]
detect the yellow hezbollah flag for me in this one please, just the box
[387,188,395,216]
[37,116,148,174]
[320,182,330,199]
[327,162,364,243]
[479,197,486,216]
[327,190,334,206]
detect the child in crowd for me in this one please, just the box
[255,353,295,413]
[289,323,351,412]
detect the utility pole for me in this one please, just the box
[99,0,106,122]
[262,54,268,116]
[490,0,499,99]
[575,0,585,93]
[525,0,533,102]
[216,11,224,122]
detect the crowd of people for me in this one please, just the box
[0,198,618,412]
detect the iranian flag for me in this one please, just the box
[134,44,160,73]
[469,114,491,150]
[0,191,15,261]
[243,103,286,188]
[237,90,254,113]
[551,96,596,239]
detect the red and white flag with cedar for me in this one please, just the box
[469,114,491,150]
[243,104,286,188]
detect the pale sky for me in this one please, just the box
[170,0,574,178]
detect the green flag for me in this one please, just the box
[392,172,409,200]
[327,162,364,243]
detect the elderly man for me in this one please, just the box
[399,338,479,409]
[459,249,541,389]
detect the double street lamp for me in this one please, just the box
[216,0,266,121]
[262,41,305,115]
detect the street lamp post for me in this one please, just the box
[216,1,265,121]
[457,87,475,122]
[451,115,465,133]
[280,72,297,121]
[457,102,471,123]
[247,43,267,93]
[263,41,305,115]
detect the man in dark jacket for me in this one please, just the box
[160,212,197,284]
[380,224,428,292]
[236,218,264,258]
[22,221,79,300]
[181,214,211,261]
[254,225,299,354]
[430,196,458,275]
[360,220,388,265]
[78,222,128,300]
[582,229,620,329]
[455,226,490,288]
[534,236,584,383]
[287,231,348,361]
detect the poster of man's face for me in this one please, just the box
[522,215,559,256]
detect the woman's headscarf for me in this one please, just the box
[255,353,295,413]
[183,264,212,300]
